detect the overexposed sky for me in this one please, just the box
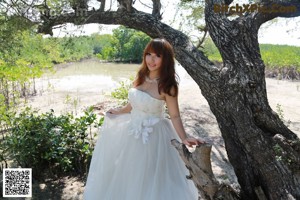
[258,17,300,46]
[52,0,300,47]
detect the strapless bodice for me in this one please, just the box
[128,88,165,118]
[127,88,165,144]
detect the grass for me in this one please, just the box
[202,38,300,73]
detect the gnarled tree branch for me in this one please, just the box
[252,1,300,28]
[152,0,161,19]
[37,8,219,85]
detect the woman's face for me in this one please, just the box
[145,52,162,73]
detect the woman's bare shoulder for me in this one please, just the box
[162,85,178,98]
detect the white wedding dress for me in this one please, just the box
[83,88,198,200]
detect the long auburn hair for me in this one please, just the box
[134,38,179,97]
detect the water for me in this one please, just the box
[27,59,140,114]
[27,59,192,114]
[50,59,140,79]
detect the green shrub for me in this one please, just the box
[202,38,300,72]
[202,38,222,62]
[1,106,103,179]
[260,44,300,71]
[111,78,133,105]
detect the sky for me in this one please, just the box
[52,0,300,47]
[258,17,300,46]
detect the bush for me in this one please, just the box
[260,44,300,71]
[111,78,133,105]
[202,38,300,73]
[1,106,103,179]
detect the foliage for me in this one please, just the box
[275,103,284,120]
[0,29,56,115]
[275,104,291,127]
[57,36,94,62]
[1,107,103,178]
[177,0,206,44]
[93,34,118,60]
[273,143,295,167]
[123,31,151,62]
[112,26,151,62]
[0,15,33,55]
[202,38,300,72]
[40,28,150,63]
[111,77,134,105]
[202,37,222,62]
[43,27,150,63]
[260,44,300,71]
[0,22,150,137]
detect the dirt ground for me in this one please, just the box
[1,77,299,200]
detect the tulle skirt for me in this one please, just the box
[83,113,198,200]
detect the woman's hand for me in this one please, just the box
[182,137,205,147]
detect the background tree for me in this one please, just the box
[112,26,151,62]
[2,0,300,199]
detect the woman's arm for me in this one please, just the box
[164,91,203,147]
[107,103,132,115]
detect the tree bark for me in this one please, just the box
[33,0,300,199]
[171,139,240,200]
[203,1,300,199]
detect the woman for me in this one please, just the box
[83,38,203,200]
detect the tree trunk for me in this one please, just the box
[201,2,300,199]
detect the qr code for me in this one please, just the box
[3,168,32,198]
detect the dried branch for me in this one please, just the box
[138,0,152,9]
[196,26,208,49]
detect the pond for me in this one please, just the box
[25,59,136,114]
[26,58,192,114]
